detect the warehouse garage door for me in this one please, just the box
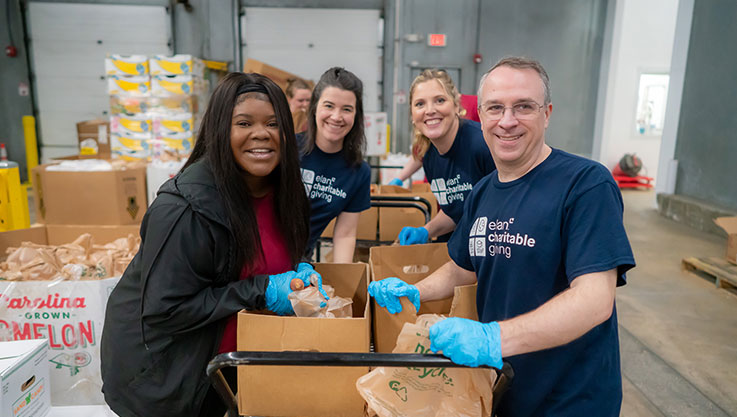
[241,7,383,112]
[28,2,171,160]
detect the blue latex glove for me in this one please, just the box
[388,178,404,186]
[265,271,302,315]
[368,277,420,314]
[296,262,329,300]
[398,226,429,246]
[429,317,503,369]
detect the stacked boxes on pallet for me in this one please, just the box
[105,54,209,162]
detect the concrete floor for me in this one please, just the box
[618,190,737,417]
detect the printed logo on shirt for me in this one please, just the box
[302,168,315,195]
[468,216,536,259]
[431,174,472,207]
[300,168,347,203]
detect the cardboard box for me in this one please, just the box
[149,54,204,77]
[106,75,151,97]
[375,184,438,242]
[151,75,208,97]
[0,224,140,255]
[0,339,51,417]
[370,243,460,353]
[237,262,370,417]
[320,207,379,241]
[243,58,313,93]
[32,163,147,225]
[105,54,149,76]
[715,216,737,265]
[0,224,138,406]
[76,120,110,158]
[110,114,153,135]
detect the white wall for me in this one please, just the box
[596,0,679,183]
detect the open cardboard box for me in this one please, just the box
[77,119,111,158]
[0,224,140,255]
[32,162,147,225]
[0,224,139,406]
[375,184,438,241]
[320,207,378,241]
[370,243,465,353]
[715,216,737,265]
[236,262,370,417]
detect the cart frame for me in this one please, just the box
[207,350,514,417]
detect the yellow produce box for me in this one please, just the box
[105,54,149,76]
[107,75,151,96]
[150,54,204,77]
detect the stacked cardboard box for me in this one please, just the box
[105,54,209,161]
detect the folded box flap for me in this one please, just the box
[714,216,737,234]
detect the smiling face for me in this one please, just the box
[230,94,281,196]
[410,79,460,146]
[314,86,357,152]
[478,66,552,178]
[289,88,311,113]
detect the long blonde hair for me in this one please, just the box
[409,69,464,160]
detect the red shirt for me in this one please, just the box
[217,192,291,353]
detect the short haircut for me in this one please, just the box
[477,56,551,105]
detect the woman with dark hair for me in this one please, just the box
[101,72,322,417]
[299,67,371,263]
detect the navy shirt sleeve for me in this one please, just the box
[562,173,635,286]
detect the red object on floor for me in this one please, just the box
[613,174,654,189]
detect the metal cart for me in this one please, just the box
[315,194,433,261]
[207,351,514,417]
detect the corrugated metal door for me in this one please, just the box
[241,7,383,112]
[28,2,171,160]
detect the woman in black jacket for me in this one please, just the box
[101,72,317,417]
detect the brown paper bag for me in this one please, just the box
[356,314,493,417]
[370,243,453,352]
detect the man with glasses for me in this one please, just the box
[369,56,635,416]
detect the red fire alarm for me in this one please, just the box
[5,45,18,58]
[428,34,446,47]
[473,53,483,64]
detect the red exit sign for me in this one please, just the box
[428,33,446,47]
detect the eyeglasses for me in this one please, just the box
[479,101,545,120]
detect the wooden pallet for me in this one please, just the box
[682,257,737,292]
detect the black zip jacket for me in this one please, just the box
[101,160,269,417]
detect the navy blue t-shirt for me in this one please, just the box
[448,148,635,417]
[422,119,496,224]
[298,134,371,252]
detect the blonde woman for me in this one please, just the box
[398,69,496,245]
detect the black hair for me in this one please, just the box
[183,72,310,269]
[303,67,365,167]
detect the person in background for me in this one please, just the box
[393,69,496,244]
[101,72,323,417]
[286,77,312,133]
[299,67,371,263]
[370,56,635,416]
